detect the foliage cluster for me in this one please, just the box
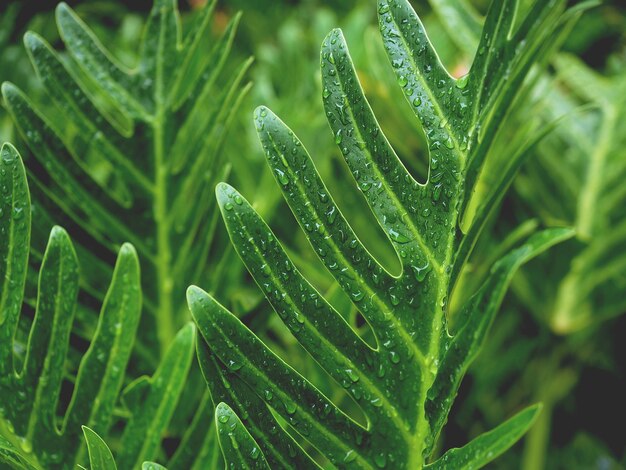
[0,0,624,468]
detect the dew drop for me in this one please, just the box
[388,228,411,243]
[275,169,289,186]
[335,129,343,145]
[284,400,297,415]
[456,74,469,89]
[390,351,400,364]
[346,369,360,382]
[344,450,357,463]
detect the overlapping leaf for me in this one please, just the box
[0,144,196,469]
[514,55,626,333]
[188,0,583,467]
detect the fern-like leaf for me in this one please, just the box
[188,0,580,468]
[1,0,250,356]
[0,144,195,469]
[0,143,136,468]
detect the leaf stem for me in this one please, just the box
[576,106,615,239]
[154,110,175,355]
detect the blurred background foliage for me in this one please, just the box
[1,0,625,468]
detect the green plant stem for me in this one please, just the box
[521,399,552,470]
[576,107,615,240]
[154,109,175,355]
[521,349,578,470]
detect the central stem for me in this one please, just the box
[154,110,175,355]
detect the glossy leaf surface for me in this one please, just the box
[2,0,249,356]
[0,144,139,468]
[190,0,580,467]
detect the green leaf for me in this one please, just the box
[194,337,316,469]
[0,143,30,340]
[2,4,247,463]
[513,53,626,333]
[425,404,542,469]
[0,145,193,468]
[0,432,38,470]
[80,427,172,470]
[82,426,117,470]
[190,1,580,467]
[426,228,574,450]
[0,145,140,468]
[116,323,195,469]
[215,402,269,469]
[2,0,250,358]
[142,462,168,470]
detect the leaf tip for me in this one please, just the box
[1,81,17,99]
[118,242,138,260]
[55,2,72,20]
[253,105,270,125]
[215,182,244,213]
[0,142,20,163]
[526,402,543,422]
[180,321,196,338]
[115,243,140,285]
[215,401,231,418]
[23,31,39,50]
[324,27,344,43]
[186,285,209,312]
[215,181,227,202]
[49,225,70,244]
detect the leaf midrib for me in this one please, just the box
[333,67,443,275]
[232,204,414,440]
[266,132,429,371]
[209,317,377,470]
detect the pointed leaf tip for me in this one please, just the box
[82,426,117,470]
[55,2,73,24]
[186,285,207,306]
[525,402,543,422]
[1,81,17,98]
[215,401,231,418]
[23,31,39,50]
[426,403,544,469]
[215,181,237,208]
[253,105,277,132]
[215,402,270,469]
[142,463,167,470]
[49,225,71,243]
[118,242,138,259]
[254,105,269,120]
[1,142,20,160]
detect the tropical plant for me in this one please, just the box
[499,53,626,470]
[514,54,626,333]
[0,144,199,469]
[420,1,626,467]
[187,0,587,468]
[1,0,250,359]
